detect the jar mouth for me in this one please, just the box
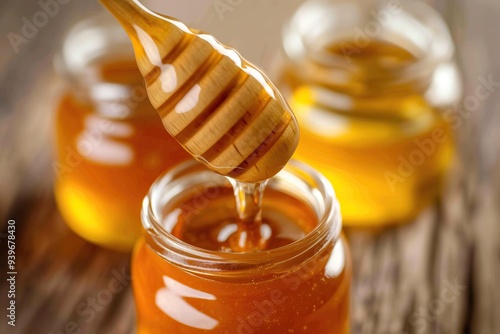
[142,160,341,275]
[53,12,142,106]
[282,0,454,88]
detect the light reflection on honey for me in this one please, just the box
[54,58,190,251]
[133,238,351,334]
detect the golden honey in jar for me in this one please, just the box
[134,160,351,333]
[277,0,462,226]
[53,14,190,251]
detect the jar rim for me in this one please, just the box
[282,0,455,86]
[53,12,138,92]
[141,160,342,275]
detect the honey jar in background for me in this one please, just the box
[276,0,462,226]
[134,160,351,333]
[53,14,190,251]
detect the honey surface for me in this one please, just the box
[164,186,317,252]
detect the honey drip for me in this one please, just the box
[227,180,268,252]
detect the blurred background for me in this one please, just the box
[0,0,499,333]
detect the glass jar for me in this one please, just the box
[277,0,461,226]
[134,160,351,333]
[53,13,190,251]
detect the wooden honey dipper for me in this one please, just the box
[100,0,299,182]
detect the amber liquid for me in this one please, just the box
[283,39,454,225]
[133,185,351,333]
[168,185,316,251]
[54,58,190,251]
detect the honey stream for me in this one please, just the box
[228,180,268,252]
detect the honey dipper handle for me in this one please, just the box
[99,0,191,79]
[99,0,149,30]
[99,0,187,36]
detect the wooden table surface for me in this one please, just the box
[1,1,499,334]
